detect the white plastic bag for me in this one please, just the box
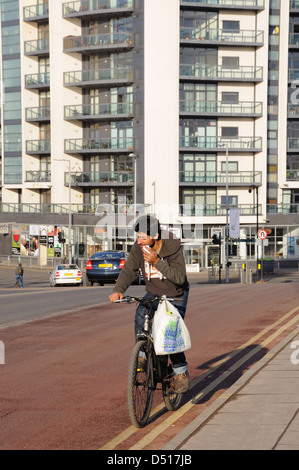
[152,297,191,355]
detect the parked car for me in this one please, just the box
[50,264,83,287]
[86,251,126,286]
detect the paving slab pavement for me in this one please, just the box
[164,329,299,450]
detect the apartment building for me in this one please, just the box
[0,0,298,267]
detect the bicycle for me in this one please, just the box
[115,295,184,428]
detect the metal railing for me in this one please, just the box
[63,0,134,16]
[64,103,134,119]
[180,27,263,45]
[180,100,262,116]
[64,68,134,86]
[180,64,263,81]
[179,171,262,184]
[63,32,134,51]
[64,137,134,152]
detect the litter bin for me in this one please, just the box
[258,258,274,273]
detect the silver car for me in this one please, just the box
[50,264,83,287]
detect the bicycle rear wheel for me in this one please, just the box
[127,339,154,428]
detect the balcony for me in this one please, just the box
[267,203,299,214]
[25,73,50,89]
[286,170,299,180]
[63,32,134,54]
[25,106,51,123]
[180,0,264,10]
[65,171,134,186]
[180,64,263,82]
[24,38,49,56]
[179,171,262,186]
[288,104,299,118]
[180,100,262,117]
[289,34,299,49]
[180,136,262,152]
[25,170,51,183]
[23,3,49,22]
[180,27,263,47]
[65,137,134,154]
[26,140,51,154]
[64,67,134,88]
[289,69,299,82]
[290,0,299,11]
[288,138,299,152]
[62,0,134,19]
[179,204,262,217]
[64,103,134,121]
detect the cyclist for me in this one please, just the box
[15,263,24,288]
[109,215,190,393]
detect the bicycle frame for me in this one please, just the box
[116,294,184,427]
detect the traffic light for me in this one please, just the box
[212,234,220,245]
[58,231,64,243]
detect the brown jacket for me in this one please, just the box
[113,232,189,297]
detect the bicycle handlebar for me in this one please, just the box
[114,295,183,304]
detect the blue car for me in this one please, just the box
[86,251,126,286]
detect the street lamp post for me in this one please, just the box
[129,152,137,217]
[54,159,72,264]
[249,184,259,281]
[220,143,230,283]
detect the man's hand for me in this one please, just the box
[142,246,159,265]
[109,292,124,303]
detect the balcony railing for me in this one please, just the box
[289,69,299,81]
[24,38,49,55]
[65,137,134,153]
[179,171,262,185]
[26,140,51,154]
[267,203,299,214]
[180,100,262,116]
[286,170,299,180]
[25,73,50,88]
[180,0,264,8]
[25,171,51,182]
[180,64,263,81]
[180,136,262,152]
[180,27,263,46]
[289,33,299,47]
[64,67,134,87]
[24,3,49,21]
[64,103,134,120]
[288,104,299,117]
[288,138,299,151]
[65,171,134,185]
[63,32,134,52]
[63,0,134,16]
[179,204,262,217]
[0,203,137,215]
[25,106,51,121]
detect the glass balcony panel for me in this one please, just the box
[63,32,134,52]
[65,137,134,152]
[63,0,134,16]
[24,38,50,55]
[25,170,51,182]
[24,3,49,20]
[180,64,263,81]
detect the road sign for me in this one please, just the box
[258,229,268,240]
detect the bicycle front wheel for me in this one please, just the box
[127,339,154,428]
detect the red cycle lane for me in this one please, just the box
[0,279,298,450]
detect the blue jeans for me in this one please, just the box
[135,289,189,375]
[15,275,24,287]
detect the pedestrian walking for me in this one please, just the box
[15,263,24,288]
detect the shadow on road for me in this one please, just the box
[148,343,268,425]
